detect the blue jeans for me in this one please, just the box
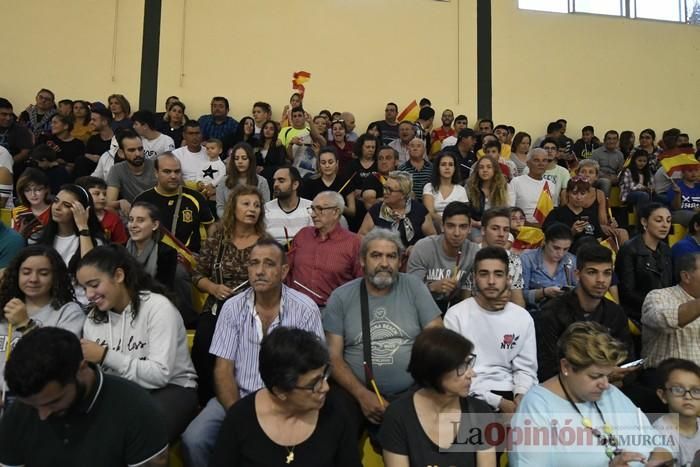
[625,190,650,211]
[181,397,227,467]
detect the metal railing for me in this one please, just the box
[520,0,700,24]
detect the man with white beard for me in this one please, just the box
[323,228,443,440]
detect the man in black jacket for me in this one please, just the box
[536,242,632,381]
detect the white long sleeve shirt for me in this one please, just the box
[444,297,538,409]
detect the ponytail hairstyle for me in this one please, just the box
[78,244,173,324]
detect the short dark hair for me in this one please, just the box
[483,140,502,152]
[676,252,700,279]
[184,120,200,130]
[318,146,338,161]
[418,106,435,121]
[582,125,595,134]
[442,201,471,224]
[479,118,494,129]
[547,121,563,134]
[419,98,432,107]
[639,202,669,222]
[604,130,619,140]
[75,175,107,191]
[575,243,612,271]
[386,102,398,112]
[275,165,301,186]
[408,327,474,393]
[454,114,468,124]
[91,106,112,122]
[541,136,560,149]
[474,246,509,272]
[291,106,305,116]
[0,97,12,110]
[688,212,700,235]
[253,101,271,113]
[494,124,508,133]
[656,358,700,390]
[481,207,510,228]
[252,238,288,265]
[377,145,398,160]
[557,118,568,125]
[457,128,475,141]
[259,327,329,394]
[544,222,574,243]
[131,110,156,129]
[5,327,83,398]
[58,98,73,107]
[211,96,230,110]
[116,128,140,150]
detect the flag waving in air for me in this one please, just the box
[658,147,700,175]
[533,182,554,225]
[292,71,311,95]
[397,100,419,122]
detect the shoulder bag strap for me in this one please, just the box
[360,280,373,389]
[170,187,184,233]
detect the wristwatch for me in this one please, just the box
[78,229,90,237]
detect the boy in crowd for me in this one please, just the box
[198,138,226,200]
[654,358,700,466]
[75,176,128,244]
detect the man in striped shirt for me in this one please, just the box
[398,138,432,202]
[182,239,324,467]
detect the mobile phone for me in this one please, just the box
[560,285,574,292]
[580,216,589,223]
[620,358,645,369]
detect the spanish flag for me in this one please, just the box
[160,226,196,272]
[533,182,554,225]
[397,100,419,122]
[292,71,311,95]
[512,226,544,250]
[659,147,699,175]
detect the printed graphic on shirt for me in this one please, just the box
[501,333,519,350]
[425,268,465,282]
[202,165,219,180]
[0,335,19,352]
[352,307,411,366]
[95,336,147,352]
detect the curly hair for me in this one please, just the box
[78,244,173,324]
[466,156,509,213]
[0,245,76,316]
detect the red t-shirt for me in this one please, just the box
[100,210,128,244]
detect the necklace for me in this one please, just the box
[558,375,621,461]
[285,446,295,464]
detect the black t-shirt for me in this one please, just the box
[345,158,378,190]
[85,134,112,156]
[542,205,603,241]
[0,369,168,467]
[134,186,214,252]
[0,122,33,156]
[300,175,353,201]
[373,120,400,145]
[39,135,85,164]
[209,390,361,467]
[379,391,494,467]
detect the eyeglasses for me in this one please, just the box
[294,365,331,393]
[307,205,338,215]
[383,185,402,194]
[456,354,477,376]
[23,187,46,194]
[666,386,700,399]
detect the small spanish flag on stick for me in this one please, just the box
[397,100,419,122]
[512,226,545,250]
[659,148,699,175]
[533,182,554,225]
[292,71,311,95]
[160,227,197,272]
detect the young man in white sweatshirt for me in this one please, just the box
[444,246,538,413]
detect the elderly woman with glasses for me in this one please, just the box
[379,327,496,467]
[209,327,361,467]
[358,171,436,253]
[510,322,673,466]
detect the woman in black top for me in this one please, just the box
[255,120,287,189]
[615,202,673,324]
[209,327,361,467]
[379,327,496,467]
[157,100,187,147]
[40,114,85,178]
[300,146,356,218]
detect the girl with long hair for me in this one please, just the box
[423,152,468,229]
[224,116,256,155]
[465,156,512,240]
[216,142,270,217]
[619,149,654,213]
[70,100,92,143]
[77,244,198,442]
[300,147,356,219]
[255,120,287,186]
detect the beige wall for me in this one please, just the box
[492,1,700,139]
[3,0,699,142]
[157,0,477,130]
[1,0,144,111]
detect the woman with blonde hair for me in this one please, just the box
[192,184,268,402]
[465,156,513,241]
[107,94,132,131]
[510,321,672,466]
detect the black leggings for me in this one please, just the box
[150,384,199,443]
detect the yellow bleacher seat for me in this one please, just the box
[608,186,622,208]
[361,433,384,467]
[669,223,687,247]
[169,441,184,467]
[0,208,11,227]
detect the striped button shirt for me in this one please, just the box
[398,159,432,201]
[209,284,324,398]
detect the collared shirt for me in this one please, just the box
[0,366,168,467]
[209,285,324,397]
[398,159,433,201]
[641,285,700,368]
[198,114,238,140]
[520,247,577,307]
[389,139,410,164]
[287,224,362,305]
[537,291,632,380]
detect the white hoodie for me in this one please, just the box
[83,292,197,390]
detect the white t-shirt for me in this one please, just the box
[142,133,175,159]
[197,158,227,187]
[264,197,313,244]
[510,175,555,223]
[524,164,570,206]
[422,183,468,215]
[0,146,13,173]
[172,146,209,181]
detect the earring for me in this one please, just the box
[563,372,568,376]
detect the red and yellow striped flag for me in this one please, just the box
[659,147,699,175]
[397,100,419,122]
[292,71,311,95]
[160,227,196,272]
[512,226,545,250]
[533,182,554,225]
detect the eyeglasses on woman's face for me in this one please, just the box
[294,364,331,393]
[456,354,477,376]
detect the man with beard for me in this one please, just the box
[106,129,156,216]
[0,98,33,178]
[0,327,169,467]
[324,228,442,440]
[407,201,480,312]
[444,246,537,414]
[429,109,455,156]
[264,166,313,245]
[181,239,323,467]
[18,89,57,140]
